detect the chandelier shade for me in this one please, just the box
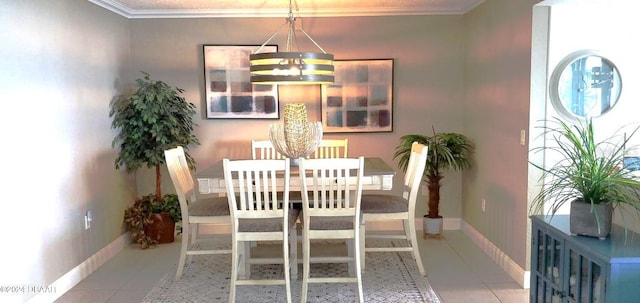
[250,52,334,84]
[250,0,334,85]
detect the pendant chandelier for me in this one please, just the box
[250,0,334,85]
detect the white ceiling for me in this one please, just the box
[88,0,486,18]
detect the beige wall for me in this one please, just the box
[128,15,467,220]
[463,0,541,269]
[0,1,132,301]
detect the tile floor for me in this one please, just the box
[55,230,529,303]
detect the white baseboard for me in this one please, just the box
[461,221,530,289]
[442,217,462,230]
[26,234,129,303]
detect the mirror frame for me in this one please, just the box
[549,50,622,122]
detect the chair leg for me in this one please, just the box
[283,230,292,303]
[403,218,411,242]
[289,227,298,279]
[347,238,355,276]
[402,218,415,261]
[175,222,190,279]
[407,218,426,276]
[359,222,366,272]
[186,223,198,264]
[301,227,310,303]
[229,237,238,303]
[239,242,250,279]
[354,232,364,303]
[191,223,199,245]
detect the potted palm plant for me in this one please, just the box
[530,118,640,239]
[395,128,473,238]
[110,72,199,248]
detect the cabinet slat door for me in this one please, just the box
[566,247,606,303]
[532,226,565,302]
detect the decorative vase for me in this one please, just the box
[269,103,323,165]
[144,212,176,244]
[423,216,443,239]
[570,199,613,240]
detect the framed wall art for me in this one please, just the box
[203,45,279,119]
[321,59,393,133]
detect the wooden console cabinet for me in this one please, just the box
[531,215,640,302]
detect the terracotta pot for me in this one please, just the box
[144,212,175,244]
[570,199,613,240]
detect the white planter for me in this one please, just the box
[423,217,443,239]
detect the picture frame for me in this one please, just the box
[321,59,394,133]
[203,45,279,119]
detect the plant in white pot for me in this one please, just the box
[530,118,640,239]
[395,129,473,238]
[110,72,199,248]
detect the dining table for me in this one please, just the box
[195,157,397,195]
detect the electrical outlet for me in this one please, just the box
[520,129,526,146]
[481,198,486,212]
[84,210,92,230]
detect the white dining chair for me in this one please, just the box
[360,141,428,275]
[311,139,348,159]
[252,139,303,206]
[164,146,232,279]
[251,139,286,160]
[223,158,298,303]
[298,156,365,303]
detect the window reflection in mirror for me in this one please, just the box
[550,51,622,121]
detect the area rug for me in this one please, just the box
[143,241,441,303]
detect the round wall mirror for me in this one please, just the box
[549,50,622,121]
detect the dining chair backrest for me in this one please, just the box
[403,142,429,215]
[251,140,286,160]
[223,158,291,221]
[298,157,364,217]
[164,146,195,218]
[311,139,348,159]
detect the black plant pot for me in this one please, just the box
[570,199,613,240]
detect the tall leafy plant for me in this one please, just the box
[111,72,198,247]
[110,72,200,199]
[530,118,640,216]
[395,129,473,218]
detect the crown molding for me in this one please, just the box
[88,0,485,18]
